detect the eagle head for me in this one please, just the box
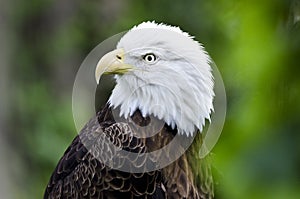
[95,22,214,136]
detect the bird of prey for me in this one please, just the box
[44,21,215,199]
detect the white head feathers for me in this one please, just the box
[108,21,214,136]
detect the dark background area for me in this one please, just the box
[0,0,300,198]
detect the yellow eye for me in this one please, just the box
[143,53,157,63]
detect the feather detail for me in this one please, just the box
[44,104,213,198]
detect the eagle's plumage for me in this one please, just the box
[44,22,214,199]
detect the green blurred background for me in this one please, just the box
[1,0,300,198]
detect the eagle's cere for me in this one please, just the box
[44,21,215,199]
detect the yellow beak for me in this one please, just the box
[95,48,134,83]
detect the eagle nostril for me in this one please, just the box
[116,55,122,60]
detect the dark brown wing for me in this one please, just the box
[44,106,165,199]
[44,104,213,199]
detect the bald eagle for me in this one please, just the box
[44,22,215,199]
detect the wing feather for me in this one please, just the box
[44,107,164,199]
[44,105,213,199]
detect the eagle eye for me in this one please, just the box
[143,53,157,64]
